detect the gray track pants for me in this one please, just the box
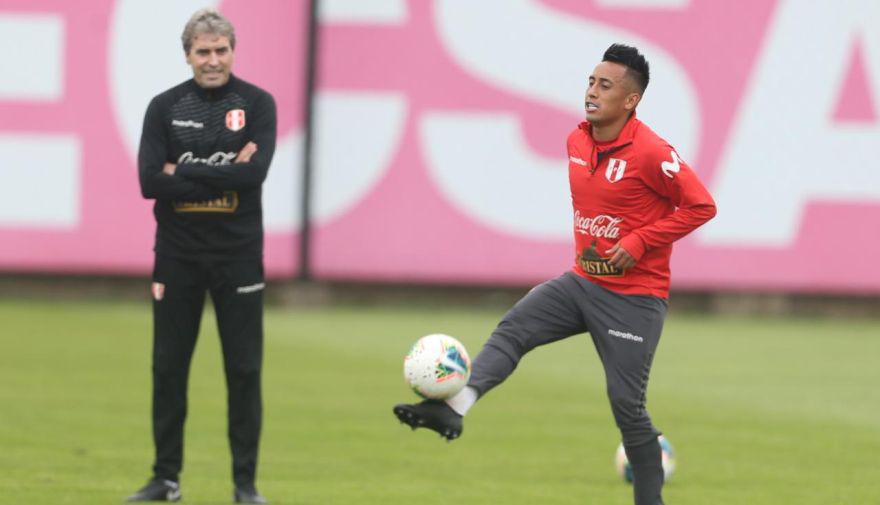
[468,271,667,446]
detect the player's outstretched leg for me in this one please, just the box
[393,400,463,441]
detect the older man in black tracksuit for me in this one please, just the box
[127,8,276,504]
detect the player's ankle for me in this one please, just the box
[445,386,478,416]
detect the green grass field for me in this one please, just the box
[0,297,878,504]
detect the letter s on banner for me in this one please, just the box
[424,0,699,240]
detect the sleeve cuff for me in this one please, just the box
[619,233,647,261]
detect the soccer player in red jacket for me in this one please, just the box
[394,44,716,505]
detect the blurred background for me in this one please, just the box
[1,1,878,504]
[3,0,879,295]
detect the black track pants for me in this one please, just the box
[150,254,264,488]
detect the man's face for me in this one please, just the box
[186,33,234,89]
[584,61,640,126]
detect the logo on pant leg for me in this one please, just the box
[236,282,265,294]
[608,328,644,343]
[151,282,165,301]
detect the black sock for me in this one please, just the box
[625,438,664,505]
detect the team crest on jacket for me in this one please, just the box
[605,158,627,183]
[226,109,246,131]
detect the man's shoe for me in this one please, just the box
[234,486,268,504]
[125,478,181,502]
[393,400,463,440]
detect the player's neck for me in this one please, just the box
[590,113,632,143]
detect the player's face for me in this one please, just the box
[186,34,234,89]
[584,61,640,126]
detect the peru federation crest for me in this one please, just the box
[226,109,246,132]
[605,158,627,183]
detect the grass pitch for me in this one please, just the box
[0,297,878,504]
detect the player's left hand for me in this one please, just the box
[162,162,177,175]
[235,141,258,163]
[606,243,636,270]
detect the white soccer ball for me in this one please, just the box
[614,435,676,483]
[403,334,471,400]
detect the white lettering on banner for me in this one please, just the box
[422,114,570,239]
[0,15,63,100]
[111,3,407,235]
[596,0,690,8]
[263,92,407,232]
[0,15,80,230]
[321,0,408,24]
[0,135,81,228]
[701,0,880,246]
[111,0,218,158]
[574,211,622,239]
[428,0,699,240]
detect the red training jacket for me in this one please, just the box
[566,113,716,298]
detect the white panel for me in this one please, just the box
[595,0,690,8]
[264,92,407,232]
[434,0,699,162]
[321,0,408,24]
[701,0,880,246]
[313,92,406,222]
[263,131,303,232]
[0,15,64,100]
[0,136,81,228]
[422,114,570,239]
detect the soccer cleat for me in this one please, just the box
[125,478,181,502]
[234,486,268,504]
[393,400,463,441]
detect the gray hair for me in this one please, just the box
[181,8,236,54]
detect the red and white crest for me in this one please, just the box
[226,109,246,131]
[605,158,627,183]
[151,282,165,301]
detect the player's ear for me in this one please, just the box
[624,92,641,111]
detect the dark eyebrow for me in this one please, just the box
[589,75,615,86]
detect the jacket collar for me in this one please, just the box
[190,73,236,101]
[578,111,640,152]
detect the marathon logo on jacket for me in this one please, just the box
[578,240,624,277]
[574,211,622,239]
[226,109,246,131]
[172,119,204,129]
[605,158,627,183]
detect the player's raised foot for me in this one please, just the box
[125,478,181,502]
[234,485,268,504]
[393,400,463,441]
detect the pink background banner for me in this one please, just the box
[2,0,879,292]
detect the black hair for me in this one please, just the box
[602,43,649,93]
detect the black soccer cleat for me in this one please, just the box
[234,485,268,504]
[125,478,181,502]
[393,400,463,441]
